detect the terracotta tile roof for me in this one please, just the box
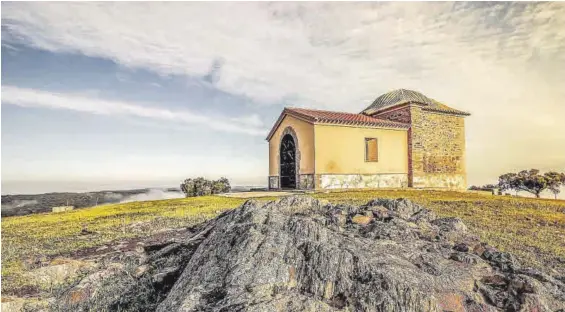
[361,89,470,116]
[287,107,410,128]
[266,107,409,141]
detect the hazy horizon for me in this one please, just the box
[2,2,564,197]
[2,178,564,201]
[1,177,268,195]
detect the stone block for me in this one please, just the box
[268,176,279,190]
[298,174,315,190]
[318,174,408,189]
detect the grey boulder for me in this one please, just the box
[153,196,565,312]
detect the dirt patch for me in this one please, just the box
[62,226,195,262]
[2,284,41,298]
[218,191,302,198]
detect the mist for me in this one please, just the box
[1,199,38,210]
[119,189,184,203]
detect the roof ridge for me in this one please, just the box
[267,106,411,141]
[286,106,354,114]
[287,107,405,122]
[289,107,408,125]
[361,89,469,116]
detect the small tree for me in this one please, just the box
[181,178,194,197]
[498,173,519,195]
[498,169,564,198]
[180,177,231,198]
[212,177,231,194]
[517,169,548,198]
[545,171,565,199]
[468,184,497,191]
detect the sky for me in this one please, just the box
[1,2,564,195]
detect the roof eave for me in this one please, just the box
[265,110,286,141]
[267,107,412,141]
[265,109,316,141]
[422,107,471,116]
[313,121,410,130]
[361,101,419,115]
[364,102,470,117]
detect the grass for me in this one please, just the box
[0,196,256,295]
[313,189,565,273]
[2,189,564,297]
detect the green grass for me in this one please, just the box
[2,189,564,296]
[0,196,257,295]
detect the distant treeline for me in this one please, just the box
[469,169,565,199]
[1,188,180,217]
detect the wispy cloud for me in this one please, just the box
[1,2,564,184]
[2,2,564,109]
[1,85,266,136]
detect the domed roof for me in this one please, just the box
[361,89,469,116]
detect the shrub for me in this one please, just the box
[468,184,497,191]
[180,177,231,197]
[212,177,231,194]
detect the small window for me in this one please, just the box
[365,138,378,162]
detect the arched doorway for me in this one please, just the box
[280,134,296,189]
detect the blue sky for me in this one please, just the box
[2,46,275,192]
[1,2,564,195]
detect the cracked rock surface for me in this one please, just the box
[150,196,565,312]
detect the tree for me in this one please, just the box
[498,169,565,199]
[498,173,519,195]
[212,177,231,194]
[544,171,565,199]
[517,169,550,198]
[180,177,231,198]
[468,184,497,191]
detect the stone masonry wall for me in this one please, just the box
[374,106,412,124]
[374,106,414,186]
[268,176,279,190]
[316,174,408,189]
[269,175,315,190]
[409,106,467,189]
[299,174,315,190]
[375,104,467,189]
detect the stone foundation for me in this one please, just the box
[413,174,466,189]
[268,176,279,190]
[269,174,315,190]
[318,174,408,189]
[299,174,315,190]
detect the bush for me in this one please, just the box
[468,184,497,191]
[180,177,231,197]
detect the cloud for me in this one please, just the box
[1,85,267,136]
[119,189,184,203]
[2,2,564,108]
[2,2,564,184]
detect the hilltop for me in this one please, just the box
[1,189,564,310]
[0,188,183,217]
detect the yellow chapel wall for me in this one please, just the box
[268,115,315,177]
[314,124,408,174]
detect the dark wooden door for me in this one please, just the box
[280,134,296,189]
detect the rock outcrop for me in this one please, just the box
[64,196,565,311]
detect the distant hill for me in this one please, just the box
[0,185,268,217]
[1,188,182,217]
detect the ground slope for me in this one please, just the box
[62,196,565,311]
[2,190,564,307]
